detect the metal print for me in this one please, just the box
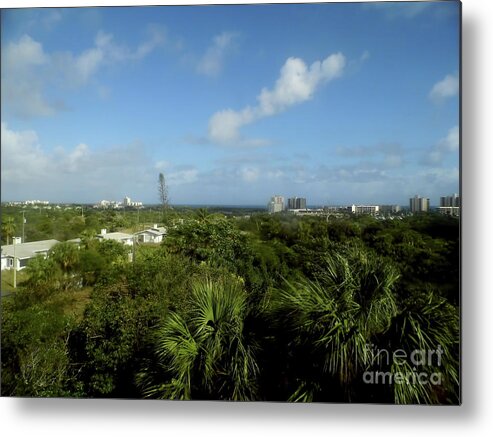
[0,1,461,404]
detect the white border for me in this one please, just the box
[2,0,493,436]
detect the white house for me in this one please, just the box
[134,224,167,244]
[1,239,60,271]
[96,229,134,246]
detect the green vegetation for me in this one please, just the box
[1,269,29,292]
[1,205,459,403]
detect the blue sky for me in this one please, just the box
[1,2,460,206]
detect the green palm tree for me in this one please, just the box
[195,208,210,223]
[269,247,399,402]
[49,241,80,273]
[24,255,62,296]
[384,289,459,404]
[2,216,16,245]
[48,242,80,290]
[269,247,459,404]
[80,229,97,250]
[138,276,259,400]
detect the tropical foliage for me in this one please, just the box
[1,207,460,403]
[138,277,259,400]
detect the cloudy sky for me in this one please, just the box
[1,2,460,206]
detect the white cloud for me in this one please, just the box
[197,32,238,76]
[266,169,285,180]
[155,160,171,170]
[1,120,459,206]
[257,53,345,116]
[73,43,105,84]
[336,142,405,169]
[1,122,92,182]
[429,74,459,103]
[92,27,166,63]
[2,29,166,118]
[384,154,403,168]
[208,52,346,146]
[0,121,51,181]
[133,26,167,59]
[208,108,255,144]
[61,143,91,172]
[167,168,199,185]
[21,9,63,32]
[59,28,166,87]
[240,167,259,182]
[419,166,459,186]
[3,34,48,70]
[1,122,154,202]
[421,126,459,166]
[42,10,63,30]
[440,125,460,151]
[365,3,431,19]
[1,35,56,118]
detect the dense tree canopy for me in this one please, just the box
[1,207,460,403]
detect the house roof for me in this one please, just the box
[1,240,60,259]
[134,227,166,236]
[97,232,133,241]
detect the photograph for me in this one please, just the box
[1,1,460,404]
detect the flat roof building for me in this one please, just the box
[438,206,460,217]
[349,205,380,215]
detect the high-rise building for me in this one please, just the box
[440,193,460,207]
[410,195,429,213]
[438,193,460,217]
[296,197,307,210]
[268,195,284,214]
[287,197,307,210]
[454,194,460,207]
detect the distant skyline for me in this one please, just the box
[1,2,460,205]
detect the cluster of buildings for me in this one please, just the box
[123,196,143,208]
[6,200,50,206]
[267,195,401,216]
[267,193,460,217]
[438,193,460,216]
[93,200,122,209]
[268,195,308,214]
[94,196,143,209]
[409,194,460,216]
[1,224,167,273]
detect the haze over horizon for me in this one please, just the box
[1,2,460,206]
